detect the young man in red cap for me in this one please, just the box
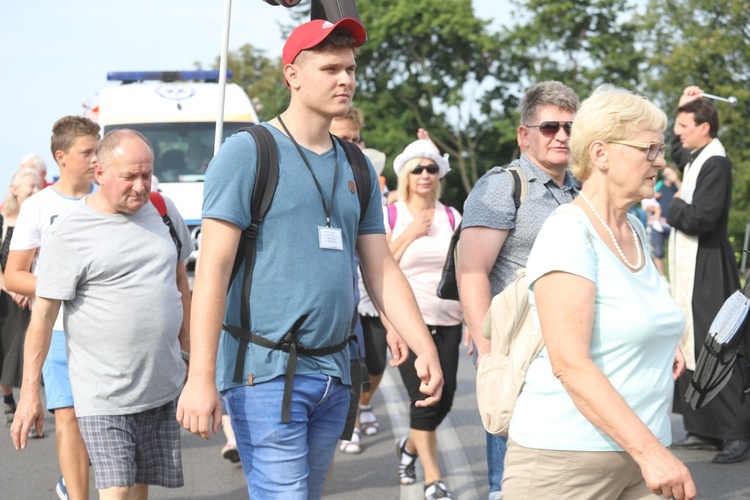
[177,18,444,499]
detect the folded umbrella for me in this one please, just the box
[686,290,750,409]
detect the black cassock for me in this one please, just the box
[668,140,750,441]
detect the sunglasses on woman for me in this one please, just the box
[525,121,573,137]
[609,140,667,161]
[410,165,440,175]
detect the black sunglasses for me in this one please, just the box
[525,121,573,137]
[410,165,440,175]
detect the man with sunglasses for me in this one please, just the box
[667,86,749,464]
[456,81,579,499]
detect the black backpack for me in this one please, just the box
[222,124,372,422]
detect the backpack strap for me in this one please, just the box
[387,204,397,231]
[149,191,182,258]
[224,125,351,423]
[505,165,528,210]
[445,205,456,230]
[334,136,371,223]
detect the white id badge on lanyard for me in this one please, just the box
[318,226,344,250]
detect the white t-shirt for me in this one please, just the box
[10,185,96,332]
[509,204,684,451]
[385,201,462,326]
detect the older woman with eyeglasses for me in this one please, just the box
[502,86,696,500]
[383,138,462,500]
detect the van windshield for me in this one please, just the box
[103,122,253,182]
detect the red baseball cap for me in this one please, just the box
[282,18,367,66]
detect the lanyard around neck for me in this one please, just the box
[277,115,339,227]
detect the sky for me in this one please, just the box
[0,0,501,191]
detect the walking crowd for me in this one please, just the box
[3,14,749,500]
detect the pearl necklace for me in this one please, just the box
[579,192,643,270]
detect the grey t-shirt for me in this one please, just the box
[36,196,194,417]
[462,154,577,296]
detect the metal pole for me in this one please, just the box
[214,0,233,155]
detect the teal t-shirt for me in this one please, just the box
[509,204,684,451]
[203,124,384,391]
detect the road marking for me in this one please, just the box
[380,367,480,499]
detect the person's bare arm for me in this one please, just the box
[176,218,239,439]
[175,261,191,354]
[536,271,695,500]
[5,249,37,297]
[357,233,443,406]
[10,297,60,449]
[456,226,508,364]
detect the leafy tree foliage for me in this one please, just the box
[639,0,750,256]
[499,0,645,97]
[347,0,519,204]
[200,44,288,122]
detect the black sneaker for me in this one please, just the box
[424,480,452,499]
[396,436,418,485]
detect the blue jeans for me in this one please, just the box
[487,432,507,497]
[224,374,349,499]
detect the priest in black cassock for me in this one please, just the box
[667,86,750,464]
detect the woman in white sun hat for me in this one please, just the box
[385,135,462,500]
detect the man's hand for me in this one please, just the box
[386,327,409,367]
[176,377,223,440]
[10,395,44,449]
[413,350,444,407]
[678,86,705,107]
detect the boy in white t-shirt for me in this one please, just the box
[6,116,100,500]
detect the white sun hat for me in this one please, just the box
[362,148,386,175]
[392,139,450,178]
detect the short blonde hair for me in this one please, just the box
[397,157,442,202]
[570,85,667,181]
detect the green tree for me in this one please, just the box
[500,0,645,97]
[287,0,518,204]
[639,0,750,259]
[201,44,288,122]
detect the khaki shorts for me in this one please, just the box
[502,439,659,500]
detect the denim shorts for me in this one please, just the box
[78,400,183,490]
[224,373,349,499]
[41,330,74,411]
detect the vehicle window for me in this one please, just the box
[103,122,253,182]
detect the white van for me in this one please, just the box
[86,70,259,266]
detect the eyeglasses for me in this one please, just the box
[525,121,573,137]
[410,165,440,175]
[609,140,667,161]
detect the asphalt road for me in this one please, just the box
[2,344,750,499]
